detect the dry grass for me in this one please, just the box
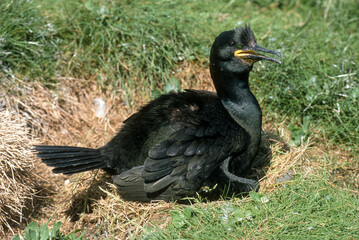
[0,109,36,235]
[1,75,178,238]
[176,61,214,91]
[259,123,311,192]
[92,184,176,239]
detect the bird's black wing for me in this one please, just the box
[141,115,246,199]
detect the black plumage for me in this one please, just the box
[34,25,281,202]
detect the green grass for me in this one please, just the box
[142,175,359,239]
[0,0,58,80]
[2,0,358,238]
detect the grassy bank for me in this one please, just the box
[2,0,358,238]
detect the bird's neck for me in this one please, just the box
[213,70,262,159]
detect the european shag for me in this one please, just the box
[34,26,281,202]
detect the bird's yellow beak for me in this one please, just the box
[234,50,260,58]
[234,46,281,64]
[234,50,262,64]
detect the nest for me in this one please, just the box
[0,109,36,235]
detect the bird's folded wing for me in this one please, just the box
[142,123,243,195]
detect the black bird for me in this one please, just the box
[34,26,281,202]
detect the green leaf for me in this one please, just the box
[171,211,186,229]
[28,229,38,240]
[49,221,63,238]
[24,222,39,240]
[26,221,39,231]
[40,223,50,240]
[183,207,192,219]
[233,208,245,222]
[249,191,261,202]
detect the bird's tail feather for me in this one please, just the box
[34,145,108,175]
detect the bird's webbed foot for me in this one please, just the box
[221,157,259,192]
[204,157,259,199]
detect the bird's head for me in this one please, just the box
[210,25,281,74]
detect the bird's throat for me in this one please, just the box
[210,63,262,160]
[221,88,262,160]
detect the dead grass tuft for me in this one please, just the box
[0,110,36,235]
[91,184,175,239]
[257,118,315,193]
[2,77,134,237]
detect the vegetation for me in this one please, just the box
[0,0,58,80]
[12,221,84,240]
[1,0,358,239]
[143,176,359,239]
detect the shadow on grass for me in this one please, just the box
[62,173,112,222]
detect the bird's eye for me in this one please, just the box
[237,44,243,49]
[229,41,235,46]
